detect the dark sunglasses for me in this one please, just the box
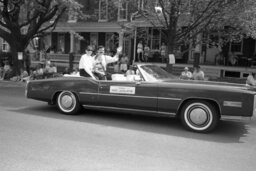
[87,49,93,51]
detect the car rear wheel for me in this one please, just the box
[180,100,219,133]
[57,91,81,115]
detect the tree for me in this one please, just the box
[0,0,83,75]
[133,0,256,66]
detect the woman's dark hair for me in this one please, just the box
[97,45,105,50]
[86,45,94,51]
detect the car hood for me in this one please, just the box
[161,79,256,92]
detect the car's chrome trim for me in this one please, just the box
[221,115,252,121]
[82,104,176,116]
[79,92,182,101]
[253,95,256,116]
[223,101,242,108]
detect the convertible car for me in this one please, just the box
[26,64,256,133]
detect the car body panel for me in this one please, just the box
[26,64,256,119]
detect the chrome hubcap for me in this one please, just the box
[61,95,73,109]
[190,108,208,125]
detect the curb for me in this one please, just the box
[0,80,26,87]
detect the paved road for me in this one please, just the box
[0,81,256,171]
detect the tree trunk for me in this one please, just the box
[9,42,26,76]
[166,4,178,73]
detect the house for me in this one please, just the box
[1,0,256,79]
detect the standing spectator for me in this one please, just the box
[0,62,4,79]
[144,44,150,62]
[119,54,129,73]
[228,51,238,66]
[160,42,167,63]
[24,50,31,74]
[192,66,205,80]
[137,40,144,62]
[180,67,192,80]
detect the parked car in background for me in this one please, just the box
[26,64,256,133]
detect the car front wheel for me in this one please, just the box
[57,91,81,115]
[180,101,219,133]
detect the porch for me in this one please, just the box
[30,53,255,82]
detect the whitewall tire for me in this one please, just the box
[57,91,81,115]
[180,101,219,133]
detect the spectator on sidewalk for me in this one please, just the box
[31,64,44,80]
[246,72,256,86]
[0,62,4,79]
[160,42,167,63]
[0,61,11,80]
[144,44,150,62]
[137,41,144,62]
[192,65,205,80]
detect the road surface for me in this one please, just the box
[0,81,256,171]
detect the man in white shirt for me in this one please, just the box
[79,45,96,79]
[93,46,122,80]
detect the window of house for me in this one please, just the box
[57,33,65,53]
[118,0,128,21]
[99,0,108,21]
[137,0,144,9]
[230,41,243,53]
[2,40,9,52]
[67,8,78,23]
[151,28,161,50]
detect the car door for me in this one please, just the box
[98,80,158,112]
[77,78,100,105]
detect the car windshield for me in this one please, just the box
[139,65,174,81]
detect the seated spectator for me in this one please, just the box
[62,67,70,75]
[126,65,135,76]
[71,68,79,76]
[192,66,205,80]
[44,59,51,72]
[20,68,30,82]
[0,61,11,80]
[246,72,256,86]
[180,67,192,80]
[10,68,29,82]
[48,63,57,73]
[31,64,44,80]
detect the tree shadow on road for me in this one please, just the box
[10,104,251,144]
